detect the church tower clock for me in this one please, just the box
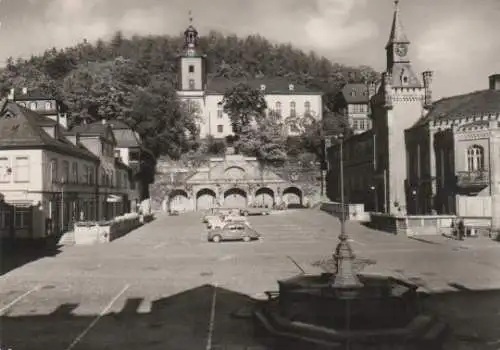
[385,0,410,71]
[178,12,206,91]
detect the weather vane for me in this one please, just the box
[188,10,193,24]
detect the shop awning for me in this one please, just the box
[106,194,122,203]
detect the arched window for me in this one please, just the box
[29,102,37,110]
[290,101,296,117]
[275,101,282,116]
[45,101,53,110]
[304,101,311,115]
[467,145,484,171]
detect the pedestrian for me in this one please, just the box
[458,218,465,240]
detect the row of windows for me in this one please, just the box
[49,158,128,189]
[17,101,54,111]
[349,104,369,114]
[0,156,30,183]
[0,208,32,229]
[216,101,313,119]
[351,118,372,131]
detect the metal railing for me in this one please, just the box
[456,170,489,186]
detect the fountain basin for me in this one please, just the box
[254,273,447,349]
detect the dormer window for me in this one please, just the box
[260,84,266,91]
[289,84,295,91]
[351,90,356,96]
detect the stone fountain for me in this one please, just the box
[253,231,448,349]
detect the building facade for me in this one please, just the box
[326,1,500,232]
[0,99,101,239]
[0,93,139,240]
[166,152,304,212]
[327,1,430,216]
[407,75,500,219]
[333,83,374,134]
[176,22,323,139]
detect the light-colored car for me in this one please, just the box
[240,206,271,216]
[207,215,250,229]
[202,208,238,223]
[208,222,261,243]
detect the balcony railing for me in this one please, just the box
[456,170,489,187]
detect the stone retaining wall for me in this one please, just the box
[74,213,147,245]
[320,201,370,222]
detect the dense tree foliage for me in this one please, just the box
[0,30,379,167]
[222,83,267,134]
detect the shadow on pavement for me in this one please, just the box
[1,281,500,349]
[0,284,269,350]
[0,238,62,276]
[419,287,500,350]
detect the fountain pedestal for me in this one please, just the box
[253,236,447,349]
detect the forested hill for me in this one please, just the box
[0,30,379,158]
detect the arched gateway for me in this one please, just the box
[169,189,189,212]
[223,188,247,208]
[196,188,216,210]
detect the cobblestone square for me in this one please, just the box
[1,210,500,349]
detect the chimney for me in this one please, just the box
[422,70,433,107]
[7,88,14,100]
[59,113,68,129]
[22,87,28,95]
[489,74,500,90]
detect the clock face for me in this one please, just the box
[395,44,408,57]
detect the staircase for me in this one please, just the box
[58,230,75,246]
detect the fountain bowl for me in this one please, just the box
[253,273,447,349]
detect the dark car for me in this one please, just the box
[208,223,261,243]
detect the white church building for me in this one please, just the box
[176,21,323,139]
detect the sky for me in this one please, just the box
[0,0,499,100]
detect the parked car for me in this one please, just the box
[207,215,250,229]
[240,206,271,216]
[208,222,261,243]
[202,208,239,223]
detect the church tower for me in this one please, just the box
[372,0,427,215]
[178,12,207,92]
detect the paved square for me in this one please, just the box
[1,209,500,349]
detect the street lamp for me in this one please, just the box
[330,133,363,288]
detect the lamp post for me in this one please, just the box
[331,133,363,350]
[370,185,378,212]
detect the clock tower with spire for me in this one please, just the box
[371,0,429,215]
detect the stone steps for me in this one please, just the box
[58,231,75,246]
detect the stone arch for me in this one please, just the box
[282,186,303,207]
[224,166,246,179]
[223,187,247,208]
[254,187,274,208]
[168,189,189,212]
[196,188,217,211]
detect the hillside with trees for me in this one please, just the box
[0,30,379,170]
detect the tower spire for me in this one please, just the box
[188,10,193,25]
[386,0,409,48]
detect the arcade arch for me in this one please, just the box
[223,188,247,208]
[168,189,189,212]
[196,188,217,211]
[254,187,274,208]
[282,186,303,207]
